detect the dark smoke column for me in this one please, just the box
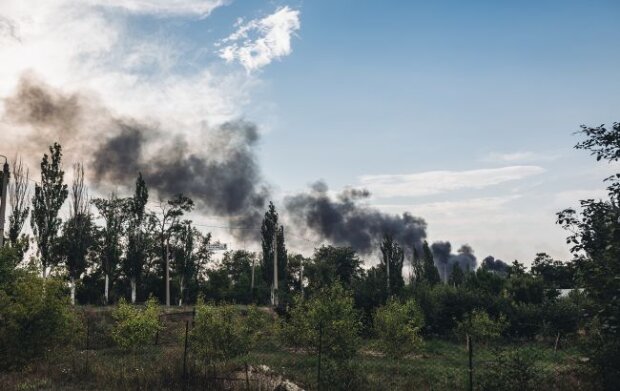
[285,181,427,253]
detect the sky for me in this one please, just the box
[1,0,620,265]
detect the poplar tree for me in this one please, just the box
[421,241,441,285]
[260,202,287,302]
[31,143,68,278]
[61,163,94,304]
[124,173,149,303]
[92,194,128,304]
[380,234,405,296]
[8,157,30,260]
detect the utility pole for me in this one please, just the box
[0,156,9,248]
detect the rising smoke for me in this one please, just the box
[2,74,269,235]
[481,255,509,274]
[4,73,467,256]
[284,181,427,254]
[431,241,477,281]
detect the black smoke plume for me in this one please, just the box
[92,119,269,232]
[284,181,427,253]
[431,241,477,281]
[3,74,269,236]
[481,255,509,274]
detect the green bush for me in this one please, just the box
[0,263,82,369]
[374,298,424,358]
[190,301,263,364]
[477,347,543,391]
[111,297,162,351]
[281,283,361,360]
[455,309,507,344]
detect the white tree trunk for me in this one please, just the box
[130,277,136,304]
[70,277,76,306]
[104,274,109,304]
[178,277,184,306]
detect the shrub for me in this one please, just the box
[280,283,361,360]
[374,298,424,358]
[111,297,161,351]
[478,347,543,391]
[190,301,263,364]
[0,265,82,369]
[455,309,507,344]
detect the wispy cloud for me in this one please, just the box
[482,151,560,163]
[218,6,301,72]
[87,0,229,18]
[358,166,545,198]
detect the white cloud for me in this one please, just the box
[482,150,560,163]
[218,6,300,72]
[358,166,545,198]
[0,0,255,149]
[374,194,572,265]
[87,0,229,18]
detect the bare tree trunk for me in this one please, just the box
[70,277,76,305]
[104,274,109,305]
[179,276,184,306]
[130,277,136,304]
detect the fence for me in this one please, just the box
[79,307,265,391]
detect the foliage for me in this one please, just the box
[92,194,129,303]
[306,245,362,292]
[374,298,424,358]
[124,173,150,301]
[281,283,360,360]
[8,157,30,259]
[530,253,575,289]
[478,347,543,391]
[220,249,255,303]
[448,263,465,286]
[556,122,620,389]
[504,273,545,305]
[0,263,81,369]
[421,241,441,285]
[260,202,287,298]
[111,297,161,351]
[455,309,507,343]
[189,300,264,364]
[541,297,580,337]
[30,143,68,277]
[379,234,405,295]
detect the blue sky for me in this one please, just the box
[1,0,619,264]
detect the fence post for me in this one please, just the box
[468,334,473,391]
[317,321,323,390]
[183,320,189,387]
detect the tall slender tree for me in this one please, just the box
[155,194,194,306]
[410,246,424,285]
[173,220,199,306]
[61,163,94,305]
[380,234,405,296]
[124,173,149,303]
[8,157,30,260]
[92,194,128,304]
[260,202,287,304]
[421,240,441,285]
[31,143,68,278]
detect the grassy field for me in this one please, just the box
[0,305,590,391]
